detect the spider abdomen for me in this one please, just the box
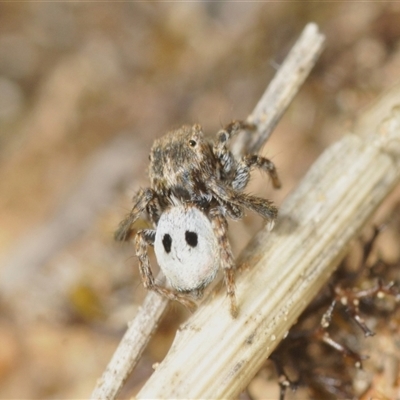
[154,205,219,292]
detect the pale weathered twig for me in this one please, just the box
[234,22,325,155]
[90,23,325,400]
[136,90,400,399]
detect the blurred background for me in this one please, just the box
[1,2,400,398]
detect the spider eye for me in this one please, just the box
[185,231,198,247]
[189,139,197,147]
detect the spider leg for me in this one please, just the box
[135,230,197,312]
[213,120,256,175]
[214,197,244,220]
[114,188,156,242]
[233,154,281,190]
[237,193,278,226]
[146,194,163,226]
[209,207,238,318]
[209,181,278,225]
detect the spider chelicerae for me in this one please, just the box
[115,121,281,317]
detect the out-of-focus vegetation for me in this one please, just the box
[1,3,400,398]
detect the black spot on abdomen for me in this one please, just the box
[185,231,198,247]
[162,234,172,253]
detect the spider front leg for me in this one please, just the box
[114,188,156,242]
[209,208,238,318]
[237,193,278,228]
[233,154,281,191]
[209,181,278,227]
[214,120,256,174]
[135,229,197,312]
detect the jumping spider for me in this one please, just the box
[115,121,281,317]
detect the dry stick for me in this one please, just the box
[137,91,400,399]
[234,23,325,155]
[90,23,325,400]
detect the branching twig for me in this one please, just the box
[90,23,325,400]
[91,275,168,400]
[237,22,325,155]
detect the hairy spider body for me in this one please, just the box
[154,204,219,293]
[115,121,280,317]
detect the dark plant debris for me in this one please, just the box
[249,219,400,400]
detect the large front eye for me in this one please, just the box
[189,139,197,147]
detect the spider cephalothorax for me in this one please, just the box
[115,121,280,317]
